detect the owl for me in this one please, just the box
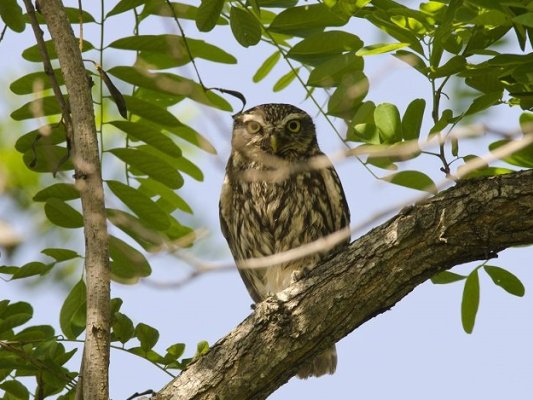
[219,103,350,378]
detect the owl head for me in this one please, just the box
[231,103,319,162]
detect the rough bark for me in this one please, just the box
[156,169,533,400]
[37,2,111,399]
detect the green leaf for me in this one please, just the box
[109,120,182,158]
[258,0,297,6]
[23,145,72,173]
[33,7,96,24]
[196,0,225,32]
[484,265,525,297]
[429,55,466,78]
[10,95,64,121]
[15,325,55,341]
[138,178,193,214]
[142,1,228,25]
[22,39,94,62]
[164,215,194,243]
[107,208,164,250]
[112,312,135,344]
[230,6,262,47]
[41,248,80,262]
[109,35,236,66]
[15,124,67,153]
[460,166,513,179]
[307,53,364,87]
[461,269,480,334]
[44,198,84,229]
[349,123,381,144]
[429,109,453,135]
[269,4,348,36]
[374,103,402,143]
[489,139,533,168]
[166,342,186,358]
[60,280,87,339]
[0,380,29,400]
[253,51,280,83]
[394,50,428,75]
[10,69,65,95]
[519,112,533,134]
[356,42,409,56]
[108,66,232,111]
[273,68,298,92]
[33,183,80,202]
[288,31,363,64]
[0,302,33,335]
[122,96,182,127]
[401,98,426,141]
[327,72,368,118]
[109,235,151,283]
[513,13,533,28]
[366,153,397,170]
[196,340,209,356]
[0,0,25,33]
[107,180,170,231]
[451,135,459,157]
[106,0,146,17]
[382,170,437,193]
[138,145,203,181]
[431,270,466,284]
[12,262,52,280]
[162,123,217,154]
[109,147,184,189]
[362,11,424,54]
[135,323,160,351]
[352,100,375,123]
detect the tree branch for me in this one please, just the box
[156,169,533,400]
[37,1,111,399]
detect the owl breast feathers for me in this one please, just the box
[219,103,350,379]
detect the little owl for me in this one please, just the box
[219,103,350,378]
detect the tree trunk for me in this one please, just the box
[36,1,111,399]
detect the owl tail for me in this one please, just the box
[296,345,337,379]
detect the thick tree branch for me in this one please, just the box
[156,169,533,400]
[37,1,111,399]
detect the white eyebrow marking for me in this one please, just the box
[242,113,266,126]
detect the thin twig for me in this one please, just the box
[163,0,205,87]
[77,0,84,51]
[0,25,7,43]
[22,0,73,148]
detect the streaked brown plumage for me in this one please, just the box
[219,103,350,378]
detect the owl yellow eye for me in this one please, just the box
[245,120,262,133]
[286,119,301,133]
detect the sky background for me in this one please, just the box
[1,1,533,399]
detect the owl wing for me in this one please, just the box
[317,162,351,247]
[219,174,266,303]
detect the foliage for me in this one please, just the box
[0,0,532,398]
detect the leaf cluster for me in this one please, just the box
[201,0,533,190]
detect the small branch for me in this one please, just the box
[22,0,74,147]
[163,0,205,88]
[0,25,7,43]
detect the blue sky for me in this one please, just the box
[1,1,532,399]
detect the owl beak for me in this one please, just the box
[270,135,278,153]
